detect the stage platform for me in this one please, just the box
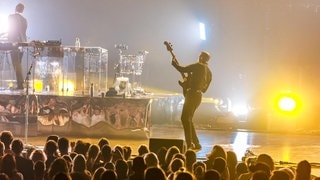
[0,90,184,139]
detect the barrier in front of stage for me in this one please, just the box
[0,94,152,138]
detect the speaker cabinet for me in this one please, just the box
[149,138,186,153]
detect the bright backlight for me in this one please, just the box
[274,92,301,115]
[0,14,8,34]
[232,104,248,117]
[278,97,296,111]
[199,22,206,40]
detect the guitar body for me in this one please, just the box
[178,80,188,97]
[164,41,190,97]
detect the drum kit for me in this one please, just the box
[114,44,148,96]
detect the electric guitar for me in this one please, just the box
[164,41,190,96]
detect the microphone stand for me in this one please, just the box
[24,51,39,145]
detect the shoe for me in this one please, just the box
[188,143,202,151]
[193,143,202,150]
[187,143,193,150]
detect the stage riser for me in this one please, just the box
[0,94,152,138]
[0,122,37,137]
[0,93,184,138]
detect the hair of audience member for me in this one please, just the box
[123,145,132,161]
[74,140,89,156]
[192,161,206,180]
[91,167,106,180]
[227,150,238,180]
[0,154,19,178]
[112,148,124,163]
[44,140,59,169]
[137,144,149,156]
[46,135,59,142]
[26,146,36,160]
[57,137,69,156]
[98,137,110,149]
[144,166,167,180]
[251,170,269,180]
[185,149,197,172]
[0,131,14,150]
[62,154,73,172]
[0,173,9,180]
[0,142,4,157]
[47,157,70,180]
[249,162,271,177]
[114,145,124,156]
[133,155,146,171]
[256,153,275,171]
[206,145,227,161]
[212,157,227,175]
[294,160,311,180]
[144,152,160,168]
[235,162,248,178]
[11,138,24,155]
[192,161,207,174]
[100,169,117,180]
[69,152,77,160]
[168,158,185,179]
[115,159,129,179]
[174,170,196,180]
[30,149,47,163]
[164,146,180,170]
[72,154,87,173]
[52,172,71,180]
[97,144,111,164]
[203,169,221,180]
[172,153,186,163]
[194,166,205,180]
[87,144,100,173]
[155,146,168,170]
[213,156,231,180]
[270,170,290,180]
[279,167,295,180]
[44,139,58,156]
[71,154,92,179]
[34,161,46,180]
[104,162,115,171]
[70,171,91,180]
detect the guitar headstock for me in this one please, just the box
[164,41,173,52]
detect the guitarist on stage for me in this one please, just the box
[171,51,212,150]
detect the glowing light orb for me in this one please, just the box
[278,97,296,112]
[274,92,301,115]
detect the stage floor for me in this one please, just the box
[17,124,320,176]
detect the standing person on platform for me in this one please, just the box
[8,3,27,90]
[171,51,212,150]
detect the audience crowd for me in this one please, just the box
[0,130,318,180]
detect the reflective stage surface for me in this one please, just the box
[152,125,320,176]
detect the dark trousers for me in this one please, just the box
[181,90,202,147]
[10,49,24,89]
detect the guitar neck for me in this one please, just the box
[170,51,186,79]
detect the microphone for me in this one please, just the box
[33,51,40,57]
[27,62,34,75]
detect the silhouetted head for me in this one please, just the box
[15,3,25,13]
